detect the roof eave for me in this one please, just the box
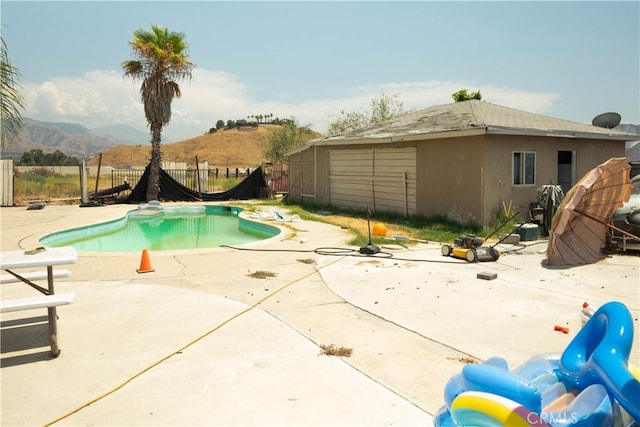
[285,128,488,156]
[284,125,635,157]
[486,126,636,141]
[284,136,391,157]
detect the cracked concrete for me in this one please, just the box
[1,204,638,426]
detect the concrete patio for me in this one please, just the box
[1,204,638,426]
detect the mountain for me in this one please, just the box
[1,118,140,159]
[4,118,321,167]
[91,124,150,145]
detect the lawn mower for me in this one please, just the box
[440,234,500,262]
[441,209,527,263]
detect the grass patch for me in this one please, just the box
[238,199,483,245]
[14,170,116,204]
[13,170,242,205]
[247,270,277,279]
[278,202,483,245]
[211,176,241,192]
[319,344,353,357]
[14,170,82,203]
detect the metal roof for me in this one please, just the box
[287,100,637,156]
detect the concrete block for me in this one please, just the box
[477,271,497,280]
[498,233,520,245]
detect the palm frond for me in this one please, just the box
[0,36,25,147]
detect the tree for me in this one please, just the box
[122,24,194,201]
[215,119,225,130]
[18,149,37,165]
[327,93,405,136]
[1,35,25,148]
[16,149,79,166]
[264,118,315,163]
[451,88,482,102]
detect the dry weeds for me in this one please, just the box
[319,344,353,357]
[447,356,478,364]
[247,270,277,279]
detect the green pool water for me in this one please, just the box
[40,205,280,252]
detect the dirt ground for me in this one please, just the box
[307,212,409,243]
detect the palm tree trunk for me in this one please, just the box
[147,125,162,201]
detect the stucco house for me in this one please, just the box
[285,100,637,227]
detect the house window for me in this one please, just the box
[513,151,535,185]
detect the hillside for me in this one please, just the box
[2,118,136,158]
[87,125,321,168]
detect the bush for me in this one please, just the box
[19,171,46,184]
[18,168,62,182]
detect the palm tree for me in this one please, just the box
[1,35,25,148]
[122,25,194,201]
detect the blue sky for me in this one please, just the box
[2,1,639,142]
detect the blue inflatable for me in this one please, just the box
[434,301,640,426]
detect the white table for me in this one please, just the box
[1,247,77,356]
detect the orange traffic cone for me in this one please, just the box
[136,249,155,273]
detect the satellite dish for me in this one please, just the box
[592,112,621,129]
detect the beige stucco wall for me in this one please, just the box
[415,136,484,224]
[481,135,626,226]
[287,134,626,226]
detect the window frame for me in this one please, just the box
[512,151,536,186]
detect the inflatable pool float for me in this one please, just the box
[434,301,640,426]
[129,201,165,219]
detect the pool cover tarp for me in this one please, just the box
[124,165,269,203]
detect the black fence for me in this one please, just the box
[110,167,254,196]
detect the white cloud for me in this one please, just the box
[24,70,145,129]
[169,69,253,136]
[22,69,561,141]
[263,81,559,133]
[483,86,560,114]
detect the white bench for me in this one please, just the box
[0,292,76,313]
[1,247,77,356]
[0,269,71,284]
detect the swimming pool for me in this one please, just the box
[39,205,280,252]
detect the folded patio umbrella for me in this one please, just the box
[547,158,632,266]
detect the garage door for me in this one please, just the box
[329,148,416,216]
